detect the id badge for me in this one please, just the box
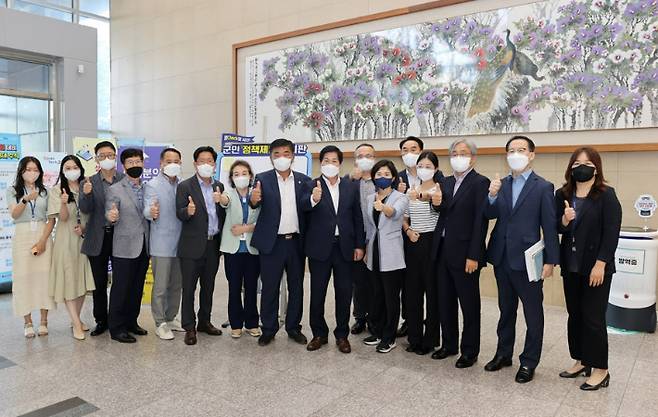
[30,219,38,231]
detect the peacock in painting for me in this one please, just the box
[467,29,544,118]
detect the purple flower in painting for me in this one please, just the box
[279,107,294,129]
[375,62,396,81]
[354,80,375,101]
[285,50,308,70]
[360,35,382,56]
[275,91,301,108]
[291,73,310,89]
[591,45,607,57]
[511,103,530,124]
[329,85,355,110]
[262,57,280,71]
[307,52,329,70]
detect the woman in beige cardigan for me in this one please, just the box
[219,160,261,338]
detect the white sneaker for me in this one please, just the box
[231,328,243,338]
[167,319,184,332]
[246,327,262,337]
[156,323,174,340]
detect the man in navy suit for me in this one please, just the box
[302,146,365,354]
[250,138,313,346]
[484,135,560,383]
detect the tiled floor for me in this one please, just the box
[1,277,657,417]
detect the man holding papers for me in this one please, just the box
[484,135,559,383]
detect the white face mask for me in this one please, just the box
[162,163,181,178]
[99,158,116,171]
[356,157,375,172]
[450,156,471,173]
[272,156,292,172]
[402,153,420,168]
[416,167,435,182]
[22,171,39,183]
[321,164,340,178]
[507,152,530,172]
[233,175,250,189]
[64,169,81,182]
[196,163,215,178]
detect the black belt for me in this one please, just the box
[277,233,299,240]
[207,234,218,241]
[103,226,114,233]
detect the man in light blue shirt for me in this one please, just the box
[144,148,184,340]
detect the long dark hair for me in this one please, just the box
[562,147,607,200]
[56,155,85,204]
[13,156,46,202]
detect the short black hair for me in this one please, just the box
[269,138,294,154]
[120,148,144,164]
[193,146,217,162]
[505,135,536,152]
[228,160,254,188]
[160,147,181,159]
[399,136,424,150]
[319,145,343,163]
[355,143,374,152]
[94,140,116,154]
[417,150,439,169]
[371,159,398,182]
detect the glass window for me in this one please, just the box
[80,17,110,131]
[41,0,73,7]
[80,0,109,18]
[0,95,50,154]
[14,1,72,22]
[0,58,50,95]
[0,1,6,7]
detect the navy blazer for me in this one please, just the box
[431,170,490,268]
[555,186,622,277]
[250,169,312,255]
[301,177,366,262]
[485,171,560,271]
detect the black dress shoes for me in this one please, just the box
[559,366,592,378]
[431,347,457,360]
[111,332,136,343]
[197,322,222,335]
[484,355,513,371]
[90,322,108,337]
[128,325,148,336]
[288,331,308,345]
[258,334,275,346]
[580,373,610,391]
[350,321,367,335]
[455,355,478,368]
[415,346,433,356]
[396,321,408,338]
[405,344,420,353]
[184,330,197,345]
[515,366,535,383]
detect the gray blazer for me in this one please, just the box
[105,176,149,259]
[364,189,408,272]
[219,187,260,255]
[79,171,125,256]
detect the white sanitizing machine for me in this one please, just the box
[607,227,658,333]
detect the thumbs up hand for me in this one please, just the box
[408,187,418,201]
[563,200,576,222]
[431,184,442,206]
[312,180,323,204]
[250,181,262,205]
[212,185,223,204]
[489,173,502,197]
[219,189,230,206]
[373,193,384,212]
[350,166,362,180]
[108,202,120,223]
[60,188,69,205]
[150,199,160,220]
[397,181,407,193]
[187,196,196,217]
[83,177,93,195]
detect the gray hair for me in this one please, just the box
[449,139,478,155]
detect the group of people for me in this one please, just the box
[6,134,622,391]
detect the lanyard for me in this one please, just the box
[23,187,36,219]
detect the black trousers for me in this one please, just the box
[309,239,353,339]
[88,228,113,325]
[352,259,371,324]
[180,238,220,330]
[224,252,260,330]
[259,235,305,337]
[405,232,439,349]
[439,245,481,357]
[369,268,404,345]
[108,244,149,336]
[563,271,612,369]
[494,257,544,369]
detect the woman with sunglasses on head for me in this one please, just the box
[6,156,55,338]
[47,155,95,340]
[555,147,622,391]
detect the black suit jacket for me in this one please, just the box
[175,175,226,259]
[431,170,490,269]
[301,177,365,262]
[250,169,313,255]
[555,186,622,276]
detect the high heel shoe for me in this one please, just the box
[580,373,610,391]
[559,366,592,378]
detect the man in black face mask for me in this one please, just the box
[104,148,151,343]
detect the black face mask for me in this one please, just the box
[571,165,595,182]
[126,166,143,178]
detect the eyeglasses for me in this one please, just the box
[96,153,116,161]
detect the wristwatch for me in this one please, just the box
[21,198,27,204]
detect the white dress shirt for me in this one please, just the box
[277,171,299,234]
[311,176,340,236]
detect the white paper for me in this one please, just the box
[525,239,545,282]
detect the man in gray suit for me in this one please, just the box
[105,148,150,343]
[79,140,125,337]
